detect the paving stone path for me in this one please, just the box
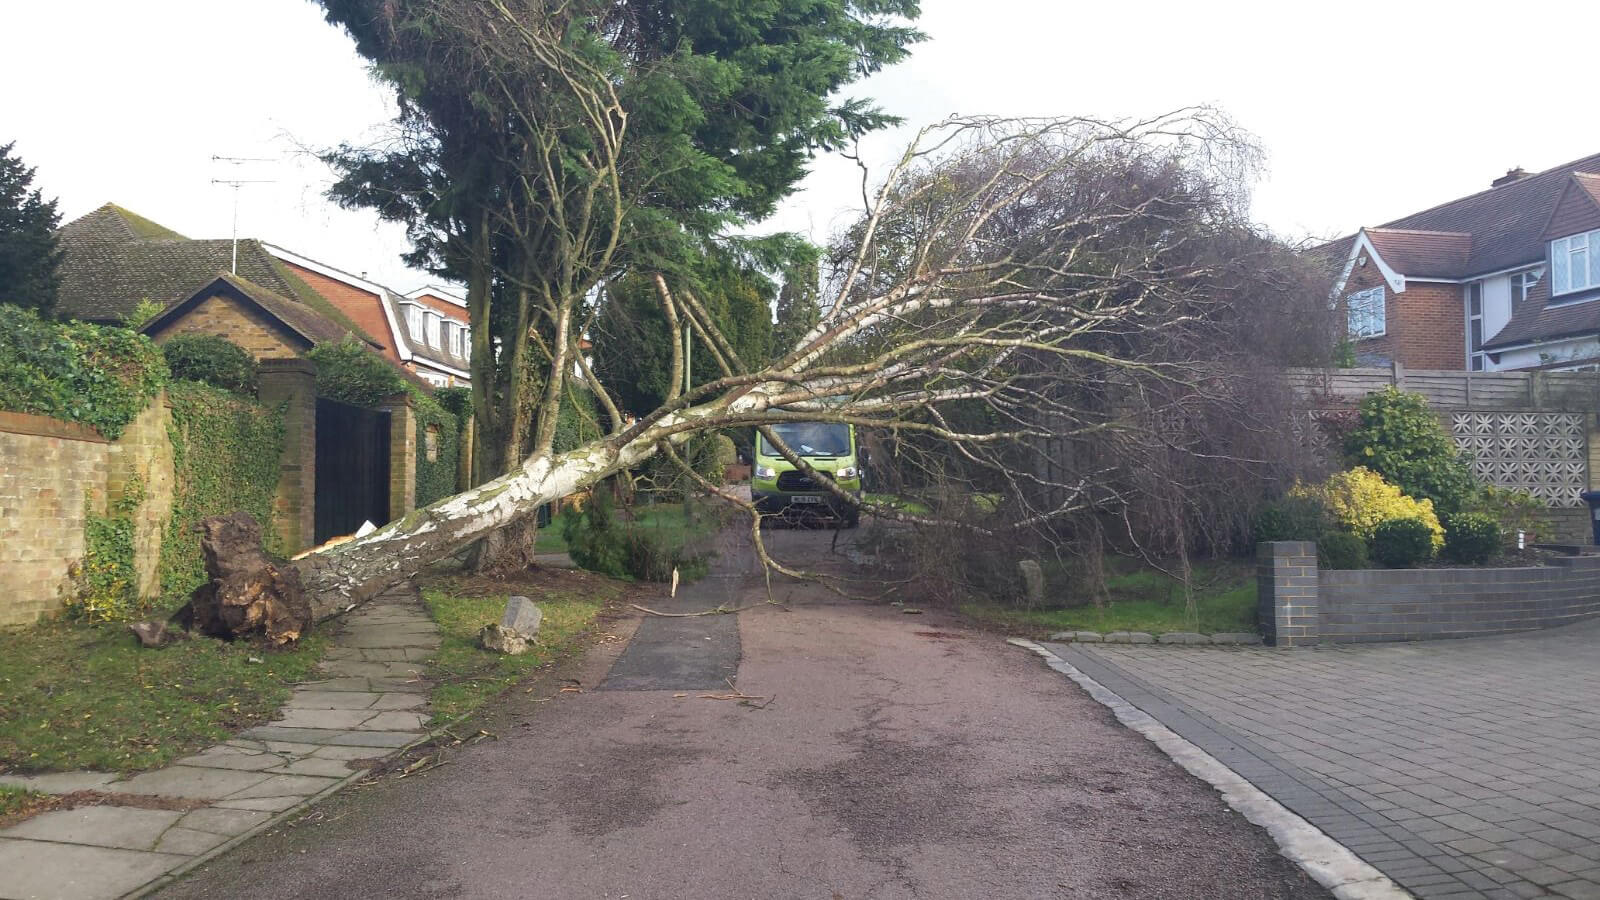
[1045,618,1600,900]
[0,584,440,900]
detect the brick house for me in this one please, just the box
[140,272,355,358]
[1327,152,1600,371]
[261,246,472,387]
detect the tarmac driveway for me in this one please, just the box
[1051,620,1600,900]
[160,526,1325,900]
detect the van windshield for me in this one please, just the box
[758,422,851,457]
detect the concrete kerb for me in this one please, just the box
[1007,638,1411,900]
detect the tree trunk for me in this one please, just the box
[469,515,540,575]
[291,395,754,618]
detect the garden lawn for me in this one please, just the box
[0,622,326,774]
[534,501,719,555]
[420,569,623,724]
[961,559,1258,636]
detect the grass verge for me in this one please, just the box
[961,558,1257,636]
[0,785,54,828]
[0,622,327,774]
[419,569,624,725]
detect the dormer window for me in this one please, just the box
[404,304,423,340]
[1346,286,1385,338]
[425,312,441,349]
[1551,230,1600,296]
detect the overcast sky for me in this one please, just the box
[5,0,1594,294]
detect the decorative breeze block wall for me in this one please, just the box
[1450,412,1587,507]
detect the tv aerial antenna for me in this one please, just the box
[210,155,276,274]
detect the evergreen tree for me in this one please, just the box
[773,258,822,357]
[0,142,62,316]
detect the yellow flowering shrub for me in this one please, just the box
[1291,467,1444,550]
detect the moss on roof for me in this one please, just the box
[106,204,188,240]
[266,256,382,349]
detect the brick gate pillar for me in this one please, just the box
[379,393,417,523]
[1257,541,1321,648]
[258,359,317,554]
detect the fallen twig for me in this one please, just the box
[630,603,756,618]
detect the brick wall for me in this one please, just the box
[0,397,182,626]
[1257,542,1320,647]
[1258,541,1600,645]
[0,412,109,626]
[105,398,176,599]
[147,292,304,360]
[1342,264,1464,369]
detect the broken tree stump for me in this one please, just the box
[178,512,313,646]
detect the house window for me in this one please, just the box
[1346,286,1385,338]
[1466,282,1485,371]
[1511,268,1543,304]
[404,304,423,340]
[1551,230,1600,296]
[426,313,441,349]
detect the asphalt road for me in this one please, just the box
[160,524,1327,900]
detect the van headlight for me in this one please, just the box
[837,466,858,479]
[755,465,776,479]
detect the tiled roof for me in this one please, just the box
[140,272,360,349]
[1363,229,1473,278]
[1479,275,1600,350]
[1326,152,1600,279]
[55,204,378,347]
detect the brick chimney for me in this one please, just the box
[1492,167,1530,188]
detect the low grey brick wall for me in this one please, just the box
[1258,541,1600,645]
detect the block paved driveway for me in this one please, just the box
[1047,619,1600,900]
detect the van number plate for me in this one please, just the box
[790,495,821,504]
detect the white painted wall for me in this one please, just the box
[1481,274,1513,338]
[1494,335,1600,370]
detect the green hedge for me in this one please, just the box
[0,305,167,439]
[160,334,256,395]
[307,337,459,507]
[159,382,284,601]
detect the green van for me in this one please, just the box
[752,422,861,527]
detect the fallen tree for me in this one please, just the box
[282,110,1326,617]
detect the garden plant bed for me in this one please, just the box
[0,620,327,774]
[533,500,721,558]
[960,557,1258,638]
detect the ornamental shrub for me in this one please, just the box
[1466,486,1543,545]
[1253,495,1331,543]
[1316,530,1369,570]
[161,333,256,395]
[1372,517,1436,568]
[1291,467,1444,549]
[1442,511,1501,565]
[0,304,167,439]
[1343,388,1479,514]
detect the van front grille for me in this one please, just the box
[776,471,817,491]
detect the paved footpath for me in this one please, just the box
[1047,618,1600,900]
[0,584,440,900]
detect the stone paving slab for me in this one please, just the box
[0,582,439,900]
[0,840,189,900]
[3,807,184,851]
[1047,617,1600,900]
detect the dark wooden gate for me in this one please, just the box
[314,399,391,544]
